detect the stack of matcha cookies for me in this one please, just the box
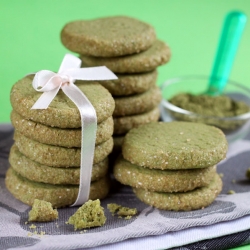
[6,75,115,208]
[60,16,171,159]
[114,122,228,211]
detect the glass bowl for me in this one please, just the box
[160,75,250,143]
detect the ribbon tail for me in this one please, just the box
[31,87,60,109]
[62,83,97,206]
[66,66,118,81]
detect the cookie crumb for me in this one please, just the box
[107,203,137,219]
[246,168,250,179]
[29,224,36,229]
[29,199,58,222]
[219,173,224,178]
[67,199,106,230]
[228,190,236,194]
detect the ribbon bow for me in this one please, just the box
[31,54,117,206]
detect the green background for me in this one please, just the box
[1,1,250,248]
[1,0,250,123]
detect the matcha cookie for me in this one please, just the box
[80,40,171,73]
[9,145,109,185]
[113,107,160,135]
[67,199,106,230]
[14,131,113,167]
[10,75,115,128]
[114,156,217,192]
[29,199,58,222]
[5,167,110,208]
[113,86,161,117]
[133,173,222,211]
[123,122,228,170]
[61,16,156,57]
[98,70,157,96]
[11,111,113,147]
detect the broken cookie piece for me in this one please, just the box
[67,199,106,230]
[246,168,250,180]
[107,203,137,219]
[28,199,58,222]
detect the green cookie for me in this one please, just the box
[14,131,113,167]
[5,167,110,208]
[133,173,222,211]
[113,86,161,117]
[10,75,115,128]
[61,16,156,57]
[114,107,160,135]
[9,145,109,185]
[11,111,113,147]
[114,156,217,192]
[122,122,228,170]
[80,40,171,73]
[98,70,158,96]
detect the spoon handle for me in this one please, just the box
[207,11,247,95]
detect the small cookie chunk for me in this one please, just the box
[123,122,228,170]
[9,145,109,184]
[114,156,217,192]
[107,203,137,219]
[246,168,250,179]
[80,40,171,73]
[5,167,110,208]
[113,86,161,117]
[98,70,157,96]
[61,16,156,57]
[114,107,160,135]
[11,111,113,147]
[67,199,106,230]
[29,199,58,222]
[133,174,222,211]
[10,75,115,128]
[14,131,113,167]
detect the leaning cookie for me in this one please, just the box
[114,156,217,192]
[113,86,161,117]
[61,16,156,57]
[123,122,228,169]
[80,40,171,73]
[98,70,157,96]
[5,167,110,208]
[10,76,115,128]
[11,111,113,147]
[9,145,109,185]
[133,174,222,211]
[113,107,160,135]
[14,131,113,167]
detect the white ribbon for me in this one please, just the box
[31,54,117,206]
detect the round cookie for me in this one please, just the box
[80,40,171,73]
[10,75,115,128]
[113,107,160,135]
[61,16,156,57]
[11,111,113,147]
[133,173,222,211]
[114,156,217,192]
[5,167,110,208]
[123,122,228,170]
[14,131,113,167]
[113,86,161,117]
[9,145,109,185]
[98,70,157,96]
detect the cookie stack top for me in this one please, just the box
[61,16,171,75]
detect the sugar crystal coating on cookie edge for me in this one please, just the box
[61,16,156,57]
[122,122,228,170]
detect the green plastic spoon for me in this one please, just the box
[207,11,247,96]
